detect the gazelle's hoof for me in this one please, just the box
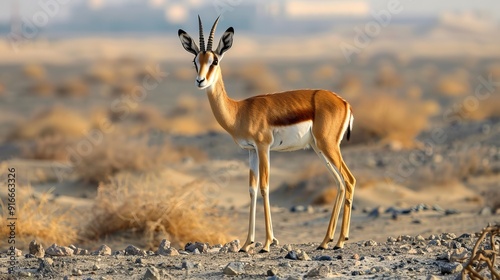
[258,248,269,253]
[333,246,342,250]
[316,246,327,250]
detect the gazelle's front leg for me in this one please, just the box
[240,149,258,252]
[257,146,279,253]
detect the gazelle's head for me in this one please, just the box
[178,16,234,90]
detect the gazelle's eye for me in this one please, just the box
[212,58,218,66]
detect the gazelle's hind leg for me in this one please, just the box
[335,160,356,249]
[310,141,346,250]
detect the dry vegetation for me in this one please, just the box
[234,62,281,93]
[72,134,205,183]
[85,173,233,249]
[7,106,90,141]
[350,92,439,146]
[0,186,78,249]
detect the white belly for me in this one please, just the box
[270,121,313,152]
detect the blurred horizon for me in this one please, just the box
[0,0,498,37]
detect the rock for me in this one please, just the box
[38,258,56,274]
[185,242,207,253]
[432,205,444,212]
[46,244,74,256]
[71,268,83,276]
[143,267,160,280]
[449,248,470,262]
[306,264,332,278]
[221,240,240,253]
[440,233,457,240]
[479,207,492,215]
[290,205,306,212]
[296,250,311,261]
[182,260,195,270]
[159,247,179,256]
[387,236,397,242]
[124,245,146,256]
[445,209,459,215]
[18,271,31,277]
[426,275,441,280]
[223,262,245,275]
[397,235,413,242]
[368,207,382,218]
[29,240,45,258]
[267,268,278,276]
[439,262,462,274]
[13,248,23,257]
[429,240,441,246]
[285,250,298,260]
[93,264,100,271]
[415,235,426,242]
[364,240,377,246]
[317,255,333,261]
[157,239,171,255]
[281,244,293,252]
[94,245,112,256]
[255,242,263,247]
[352,254,360,260]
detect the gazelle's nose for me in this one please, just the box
[196,78,205,85]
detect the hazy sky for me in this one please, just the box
[0,0,499,23]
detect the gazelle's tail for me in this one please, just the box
[346,110,353,142]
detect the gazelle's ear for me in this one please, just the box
[215,27,234,57]
[178,29,199,56]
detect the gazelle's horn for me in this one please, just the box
[207,15,220,51]
[198,15,205,52]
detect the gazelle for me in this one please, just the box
[178,16,356,252]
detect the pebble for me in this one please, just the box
[71,268,83,276]
[429,240,441,246]
[415,235,426,242]
[18,271,31,277]
[439,262,463,274]
[281,244,293,252]
[316,255,333,261]
[221,240,240,253]
[93,245,112,256]
[397,235,413,242]
[440,233,456,240]
[46,244,74,256]
[296,250,311,261]
[185,242,208,253]
[223,262,246,275]
[306,264,332,278]
[143,267,161,280]
[124,245,146,256]
[285,250,298,260]
[29,240,45,258]
[479,207,492,215]
[267,268,278,276]
[93,264,100,271]
[387,236,397,243]
[181,260,195,270]
[364,240,377,246]
[352,254,360,260]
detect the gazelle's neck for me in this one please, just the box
[206,67,238,133]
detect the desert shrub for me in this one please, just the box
[311,64,336,81]
[235,62,281,93]
[165,96,223,135]
[0,186,78,250]
[7,106,90,141]
[27,81,55,96]
[73,135,206,183]
[23,64,46,80]
[85,173,233,248]
[435,75,470,97]
[350,92,435,146]
[337,74,363,97]
[454,94,500,121]
[85,64,116,84]
[111,82,140,96]
[56,78,89,97]
[374,64,402,88]
[21,136,75,161]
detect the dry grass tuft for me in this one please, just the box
[0,186,78,250]
[311,64,336,81]
[435,75,470,96]
[73,135,206,183]
[85,65,116,84]
[23,64,46,80]
[56,78,89,97]
[337,74,363,97]
[85,173,233,249]
[27,81,55,97]
[312,188,338,205]
[375,64,402,88]
[236,62,281,93]
[7,106,90,141]
[21,136,75,161]
[351,93,434,146]
[165,96,223,135]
